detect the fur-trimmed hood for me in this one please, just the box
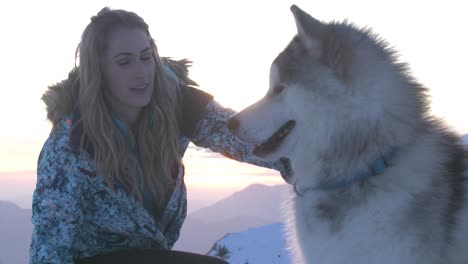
[42,58,197,127]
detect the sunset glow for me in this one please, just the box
[183,153,284,189]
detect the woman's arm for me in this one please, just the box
[30,145,86,263]
[190,100,291,179]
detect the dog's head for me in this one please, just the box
[228,5,427,167]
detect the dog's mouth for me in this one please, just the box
[253,120,296,156]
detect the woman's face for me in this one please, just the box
[103,26,156,124]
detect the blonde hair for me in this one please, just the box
[77,7,181,209]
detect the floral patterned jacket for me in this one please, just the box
[29,60,288,263]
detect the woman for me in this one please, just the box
[30,7,289,264]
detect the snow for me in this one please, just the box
[207,222,291,264]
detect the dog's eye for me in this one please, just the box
[273,84,285,95]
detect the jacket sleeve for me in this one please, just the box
[30,145,85,264]
[190,100,291,178]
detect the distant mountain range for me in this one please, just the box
[174,184,287,253]
[0,201,32,264]
[189,184,286,223]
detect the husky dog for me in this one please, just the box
[227,5,468,264]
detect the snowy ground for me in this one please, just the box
[207,222,291,264]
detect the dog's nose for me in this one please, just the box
[226,117,239,132]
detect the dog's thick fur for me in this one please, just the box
[227,5,468,264]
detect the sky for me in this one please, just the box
[0,0,467,204]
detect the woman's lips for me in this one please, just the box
[131,83,148,90]
[130,83,148,92]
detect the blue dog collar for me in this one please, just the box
[294,147,399,196]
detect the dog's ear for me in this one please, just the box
[290,5,325,59]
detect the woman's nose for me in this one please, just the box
[133,61,147,78]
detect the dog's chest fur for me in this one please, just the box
[285,184,446,264]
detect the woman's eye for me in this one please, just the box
[141,57,152,61]
[273,84,285,95]
[117,60,129,66]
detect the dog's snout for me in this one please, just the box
[226,116,240,132]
